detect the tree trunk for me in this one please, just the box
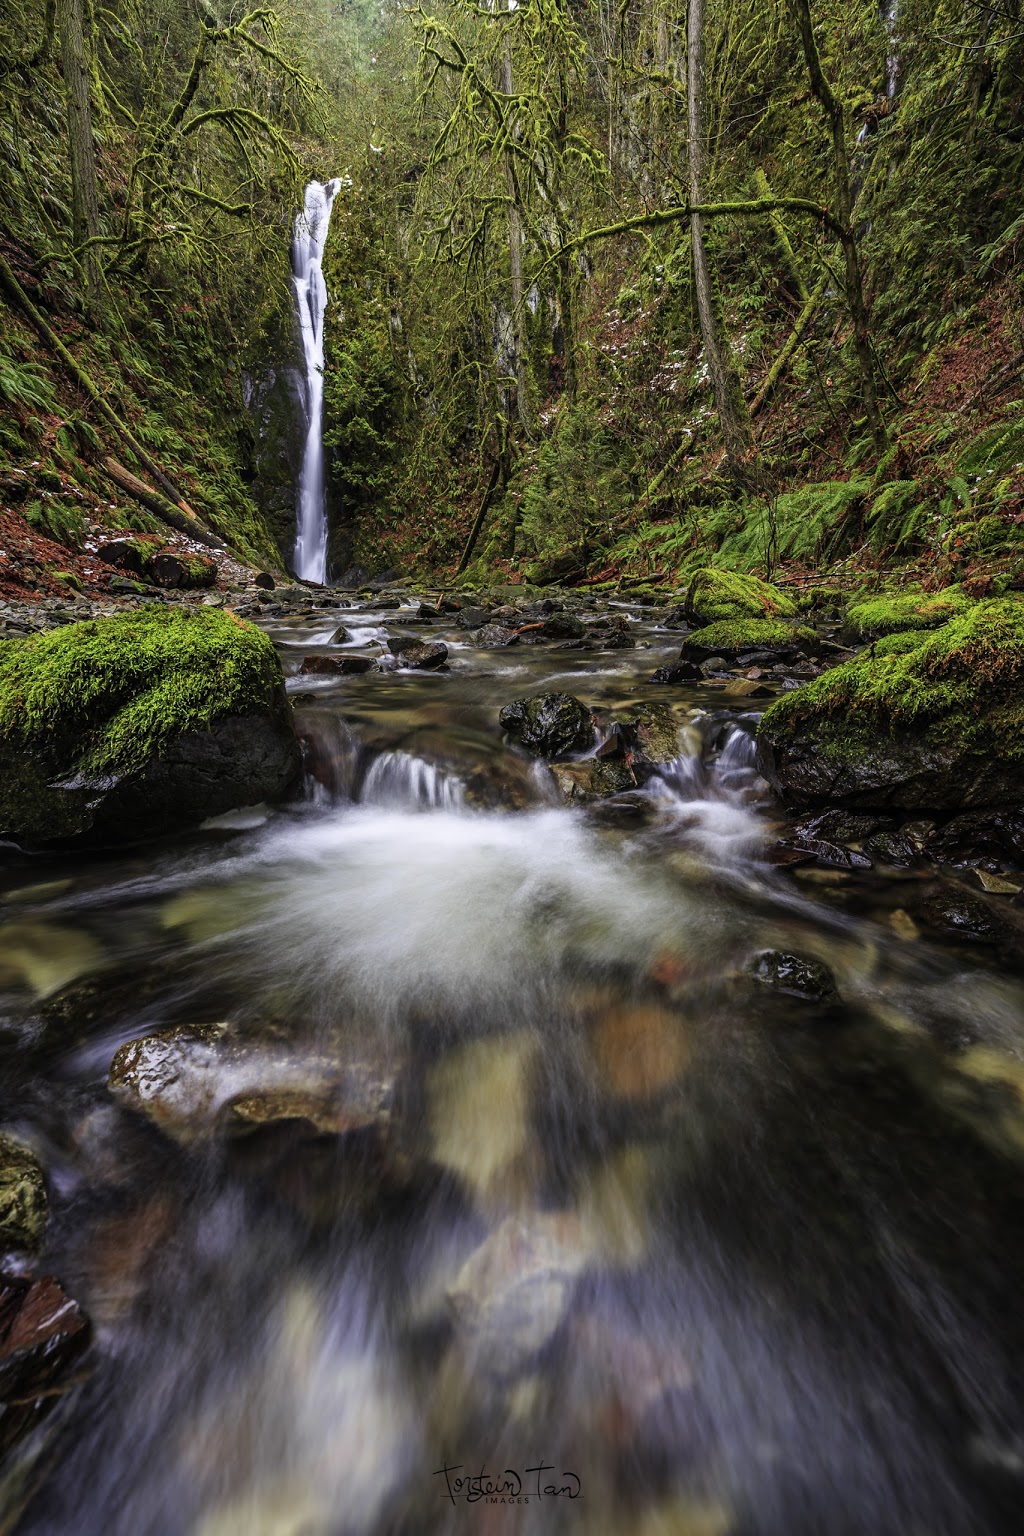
[56,0,103,315]
[686,0,753,470]
[786,0,887,450]
[500,26,535,436]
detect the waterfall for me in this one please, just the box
[292,178,341,584]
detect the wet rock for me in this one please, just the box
[793,810,884,844]
[389,640,448,670]
[0,1134,47,1251]
[723,678,773,699]
[651,660,703,685]
[329,624,350,643]
[617,702,682,765]
[499,692,594,758]
[865,831,918,866]
[473,624,519,647]
[700,657,728,675]
[549,760,635,804]
[447,1212,589,1377]
[538,611,585,640]
[254,572,276,591]
[108,1024,394,1147]
[0,1273,90,1454]
[920,889,1009,943]
[298,654,375,676]
[747,950,839,1003]
[456,606,489,630]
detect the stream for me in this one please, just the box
[4,592,1024,1534]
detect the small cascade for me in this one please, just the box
[293,179,341,584]
[650,724,769,862]
[881,0,900,98]
[359,752,465,812]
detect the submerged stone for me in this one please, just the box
[0,1273,90,1454]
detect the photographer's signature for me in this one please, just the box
[434,1460,582,1506]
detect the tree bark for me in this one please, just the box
[686,0,753,470]
[786,0,887,450]
[500,24,535,436]
[56,0,103,315]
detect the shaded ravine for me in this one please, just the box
[3,595,1024,1535]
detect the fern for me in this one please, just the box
[0,353,55,413]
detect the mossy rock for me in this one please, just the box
[0,608,300,848]
[680,618,815,659]
[0,1133,47,1251]
[843,585,974,643]
[757,598,1024,811]
[683,568,797,625]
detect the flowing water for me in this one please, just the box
[4,597,1024,1535]
[292,180,341,584]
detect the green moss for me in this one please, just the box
[0,608,285,777]
[844,584,974,640]
[682,617,813,652]
[685,567,797,623]
[761,598,1024,763]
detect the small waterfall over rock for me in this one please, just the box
[293,178,341,584]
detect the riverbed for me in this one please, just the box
[3,591,1024,1535]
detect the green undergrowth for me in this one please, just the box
[761,598,1024,757]
[0,608,285,776]
[682,618,814,652]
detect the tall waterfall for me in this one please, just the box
[292,179,341,583]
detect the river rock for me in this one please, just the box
[499,692,594,758]
[747,950,839,1003]
[456,606,489,630]
[757,600,1024,812]
[299,654,375,676]
[0,608,300,849]
[652,660,703,684]
[592,1002,690,1099]
[0,1273,90,1454]
[473,624,518,647]
[108,1024,393,1147]
[0,1134,47,1251]
[684,568,797,624]
[389,639,448,670]
[447,1212,590,1377]
[549,759,635,804]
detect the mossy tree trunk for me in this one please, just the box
[686,0,753,473]
[56,0,103,316]
[786,0,887,451]
[500,21,535,437]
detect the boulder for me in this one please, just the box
[499,692,594,758]
[147,551,217,590]
[757,600,1024,812]
[97,535,163,577]
[843,584,973,643]
[684,568,797,625]
[389,639,448,670]
[652,660,703,685]
[679,618,816,661]
[474,624,519,648]
[549,759,635,803]
[0,608,300,848]
[0,1134,47,1251]
[747,950,839,1003]
[299,654,375,676]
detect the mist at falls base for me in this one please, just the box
[292,178,341,584]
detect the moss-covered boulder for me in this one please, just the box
[679,618,816,659]
[757,599,1024,811]
[499,692,594,758]
[0,608,300,848]
[843,585,974,643]
[683,568,797,625]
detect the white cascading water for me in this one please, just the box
[293,179,341,583]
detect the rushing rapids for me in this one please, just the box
[4,592,1024,1535]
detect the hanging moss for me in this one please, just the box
[0,608,286,777]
